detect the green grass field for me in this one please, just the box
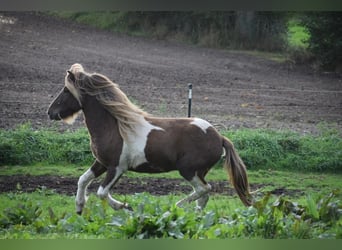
[0,124,341,238]
[1,123,341,172]
[0,163,341,239]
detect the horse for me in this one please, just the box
[47,63,252,215]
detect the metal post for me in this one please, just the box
[188,83,192,117]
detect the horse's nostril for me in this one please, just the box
[47,110,54,119]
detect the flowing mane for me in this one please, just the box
[66,64,149,139]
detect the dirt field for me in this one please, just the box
[0,175,301,197]
[0,12,341,196]
[1,12,341,134]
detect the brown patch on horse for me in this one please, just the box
[144,118,222,181]
[82,93,123,168]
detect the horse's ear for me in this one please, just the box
[67,70,76,83]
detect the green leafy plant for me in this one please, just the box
[0,201,42,228]
[108,194,199,238]
[0,191,341,239]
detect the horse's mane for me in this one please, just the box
[67,64,149,139]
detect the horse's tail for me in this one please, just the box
[222,136,252,206]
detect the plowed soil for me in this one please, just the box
[1,12,341,133]
[0,175,301,197]
[0,12,340,197]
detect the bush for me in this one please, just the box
[0,123,93,166]
[224,128,342,172]
[1,123,341,172]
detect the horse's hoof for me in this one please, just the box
[123,203,133,211]
[76,210,82,215]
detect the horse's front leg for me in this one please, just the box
[96,166,132,210]
[76,160,106,215]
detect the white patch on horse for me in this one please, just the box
[62,110,81,125]
[120,117,164,169]
[190,118,212,133]
[76,168,95,213]
[97,166,125,199]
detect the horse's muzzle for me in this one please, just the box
[47,110,61,120]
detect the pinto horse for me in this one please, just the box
[48,63,252,214]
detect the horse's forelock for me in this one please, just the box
[64,63,90,105]
[64,73,82,106]
[69,63,84,75]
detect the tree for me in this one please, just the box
[301,12,342,70]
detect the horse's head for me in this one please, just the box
[47,69,82,124]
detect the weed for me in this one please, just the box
[0,191,340,239]
[0,201,42,228]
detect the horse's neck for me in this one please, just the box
[82,96,120,140]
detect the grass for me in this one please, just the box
[0,148,341,239]
[0,123,93,166]
[0,123,341,238]
[223,127,342,172]
[0,163,88,176]
[232,50,288,63]
[1,123,341,172]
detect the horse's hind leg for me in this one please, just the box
[196,193,209,210]
[195,169,211,210]
[76,160,106,215]
[96,166,132,210]
[176,174,211,210]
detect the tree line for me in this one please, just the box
[55,11,342,71]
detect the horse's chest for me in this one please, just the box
[120,141,147,169]
[90,137,123,166]
[119,121,164,169]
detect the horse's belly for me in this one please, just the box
[130,162,173,173]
